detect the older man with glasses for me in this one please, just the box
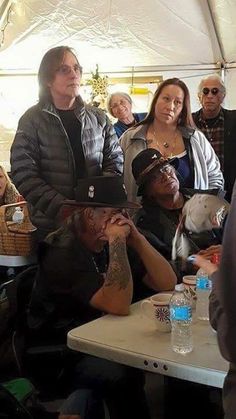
[192,74,236,201]
[10,46,123,241]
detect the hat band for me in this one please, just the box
[137,156,168,185]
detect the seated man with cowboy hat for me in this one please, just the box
[132,149,229,279]
[27,175,176,419]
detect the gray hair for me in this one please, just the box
[65,207,87,233]
[198,74,226,95]
[107,92,132,116]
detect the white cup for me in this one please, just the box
[182,275,197,309]
[141,293,172,332]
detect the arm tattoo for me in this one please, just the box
[105,237,132,290]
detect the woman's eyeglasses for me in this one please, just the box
[202,87,221,96]
[56,64,83,76]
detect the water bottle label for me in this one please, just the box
[170,306,192,321]
[196,277,212,290]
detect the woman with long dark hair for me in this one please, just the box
[120,77,224,201]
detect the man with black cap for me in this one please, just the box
[28,175,176,419]
[132,148,225,278]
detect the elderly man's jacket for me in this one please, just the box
[193,108,236,201]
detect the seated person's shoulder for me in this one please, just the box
[39,229,77,265]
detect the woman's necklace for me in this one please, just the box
[152,127,178,158]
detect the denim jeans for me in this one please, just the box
[60,388,104,419]
[72,354,150,419]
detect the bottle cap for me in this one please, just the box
[175,283,184,292]
[211,253,220,265]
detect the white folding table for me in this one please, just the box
[68,300,228,388]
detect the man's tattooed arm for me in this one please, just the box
[105,236,132,290]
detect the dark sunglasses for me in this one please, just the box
[202,87,221,96]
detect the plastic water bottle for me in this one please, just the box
[196,268,212,321]
[170,283,193,354]
[12,206,24,224]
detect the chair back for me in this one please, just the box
[11,266,72,400]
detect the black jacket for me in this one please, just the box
[135,188,223,279]
[192,107,236,201]
[10,96,123,237]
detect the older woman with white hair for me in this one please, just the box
[107,92,146,138]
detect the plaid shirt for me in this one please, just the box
[193,108,224,170]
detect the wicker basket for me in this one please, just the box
[0,202,37,256]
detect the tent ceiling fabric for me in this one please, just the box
[0,0,235,73]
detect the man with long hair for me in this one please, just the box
[11,46,123,241]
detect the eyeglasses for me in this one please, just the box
[56,64,83,76]
[151,164,174,182]
[159,165,173,174]
[202,87,221,96]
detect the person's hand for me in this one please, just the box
[103,213,131,241]
[187,254,218,276]
[198,244,222,260]
[110,212,143,247]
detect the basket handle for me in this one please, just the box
[0,201,29,233]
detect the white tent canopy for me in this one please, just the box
[0,0,236,167]
[1,0,236,98]
[0,0,235,72]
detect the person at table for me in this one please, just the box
[120,77,224,202]
[10,46,123,242]
[107,92,147,138]
[27,175,177,419]
[187,181,236,419]
[192,74,236,202]
[131,148,228,279]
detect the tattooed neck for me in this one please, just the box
[105,236,132,290]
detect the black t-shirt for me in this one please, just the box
[57,109,86,180]
[28,230,151,344]
[28,239,105,335]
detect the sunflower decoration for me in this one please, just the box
[88,64,109,109]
